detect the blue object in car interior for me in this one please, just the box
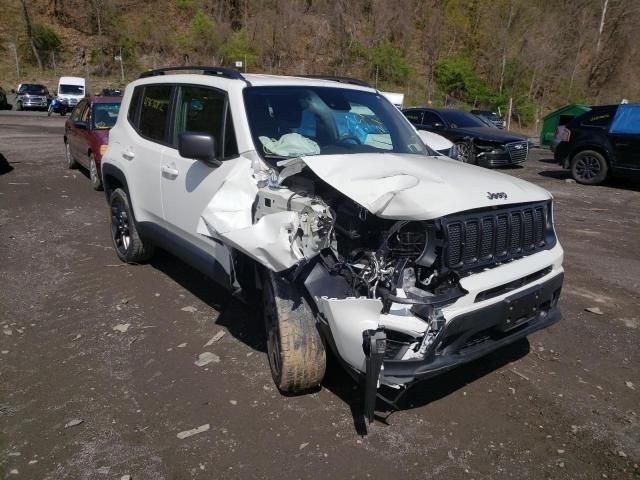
[609,104,640,134]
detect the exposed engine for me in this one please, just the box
[255,167,466,317]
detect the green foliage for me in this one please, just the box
[219,29,257,67]
[175,0,194,12]
[32,23,60,53]
[177,10,218,57]
[365,41,412,84]
[434,55,507,109]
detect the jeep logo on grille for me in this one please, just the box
[487,192,508,200]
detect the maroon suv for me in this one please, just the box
[64,96,122,190]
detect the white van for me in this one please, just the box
[57,77,87,107]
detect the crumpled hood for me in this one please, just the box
[301,153,551,220]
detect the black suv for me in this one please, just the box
[554,104,640,185]
[403,107,528,167]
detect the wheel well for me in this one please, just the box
[571,146,610,166]
[101,165,128,202]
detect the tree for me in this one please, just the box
[19,0,42,70]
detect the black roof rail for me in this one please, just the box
[297,75,372,88]
[139,66,250,84]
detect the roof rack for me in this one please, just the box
[298,75,372,88]
[138,66,249,84]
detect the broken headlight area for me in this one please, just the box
[473,140,506,157]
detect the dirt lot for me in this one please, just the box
[1,110,639,479]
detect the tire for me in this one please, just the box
[455,140,476,164]
[262,270,326,393]
[571,150,608,185]
[65,140,78,169]
[109,188,154,263]
[89,153,103,191]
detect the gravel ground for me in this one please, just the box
[1,110,639,479]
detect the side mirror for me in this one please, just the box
[75,121,87,130]
[178,132,220,166]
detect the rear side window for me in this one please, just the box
[579,108,616,128]
[138,85,172,142]
[128,86,142,126]
[404,110,423,124]
[173,85,238,159]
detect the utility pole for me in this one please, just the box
[506,97,513,131]
[119,47,125,82]
[11,43,20,78]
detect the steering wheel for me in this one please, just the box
[337,135,362,145]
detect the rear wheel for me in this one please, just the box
[571,150,608,185]
[65,141,78,169]
[109,188,154,263]
[89,153,102,191]
[262,270,326,393]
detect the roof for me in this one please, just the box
[542,103,590,120]
[88,95,122,104]
[133,70,375,93]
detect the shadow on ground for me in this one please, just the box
[0,153,14,175]
[149,250,267,354]
[322,338,531,434]
[145,246,536,435]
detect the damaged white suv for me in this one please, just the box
[102,67,564,422]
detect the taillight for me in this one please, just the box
[562,128,571,142]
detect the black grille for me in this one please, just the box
[506,141,529,163]
[443,201,554,271]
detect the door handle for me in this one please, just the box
[161,165,179,176]
[122,150,135,160]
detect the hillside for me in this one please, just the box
[1,0,639,126]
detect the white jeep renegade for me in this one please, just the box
[102,67,564,423]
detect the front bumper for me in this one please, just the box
[21,99,48,109]
[381,272,563,385]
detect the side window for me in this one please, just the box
[174,86,237,159]
[580,109,615,128]
[404,110,423,125]
[422,111,443,127]
[81,103,90,123]
[128,86,142,127]
[71,101,85,122]
[139,85,172,142]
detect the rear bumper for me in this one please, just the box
[381,272,563,385]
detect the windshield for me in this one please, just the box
[243,86,431,159]
[92,103,120,129]
[442,110,488,128]
[59,84,84,95]
[18,84,47,95]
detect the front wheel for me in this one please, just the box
[109,188,154,263]
[455,140,475,164]
[89,153,102,191]
[263,270,326,393]
[571,150,608,185]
